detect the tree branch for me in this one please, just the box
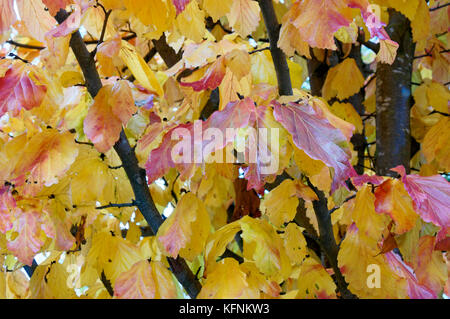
[429,2,450,11]
[306,179,357,299]
[96,201,136,210]
[54,9,202,299]
[91,8,112,56]
[362,41,380,54]
[258,0,293,95]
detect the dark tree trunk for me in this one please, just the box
[376,9,415,176]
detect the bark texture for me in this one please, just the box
[376,9,415,176]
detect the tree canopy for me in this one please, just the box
[0,0,448,299]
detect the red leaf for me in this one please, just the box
[179,56,226,91]
[0,0,17,33]
[272,100,356,193]
[291,0,352,50]
[145,98,257,182]
[0,62,47,117]
[351,174,384,187]
[42,0,72,16]
[172,0,191,14]
[0,186,14,233]
[385,251,436,299]
[392,166,450,241]
[84,82,137,153]
[7,209,44,266]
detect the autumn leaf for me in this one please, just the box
[322,58,365,101]
[374,179,419,235]
[272,99,356,193]
[338,223,408,298]
[0,62,47,118]
[227,0,261,38]
[291,0,352,50]
[7,209,44,266]
[114,260,177,299]
[119,41,164,97]
[198,258,259,298]
[392,166,450,241]
[145,97,256,183]
[296,257,337,299]
[260,179,299,228]
[179,56,227,91]
[84,81,137,153]
[239,216,292,282]
[157,192,211,261]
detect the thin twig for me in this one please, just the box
[96,201,136,210]
[91,9,112,57]
[430,2,450,11]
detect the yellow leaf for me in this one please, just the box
[388,0,419,20]
[204,222,241,276]
[13,129,79,187]
[175,1,206,43]
[352,185,389,240]
[296,258,337,299]
[376,39,399,65]
[411,0,430,44]
[260,179,299,228]
[426,82,450,114]
[338,224,408,298]
[156,192,211,261]
[374,179,419,235]
[422,117,450,171]
[282,223,307,266]
[119,41,164,97]
[322,58,365,101]
[202,0,232,22]
[114,260,177,299]
[329,102,363,134]
[30,263,76,298]
[224,49,251,80]
[239,216,292,282]
[87,231,142,285]
[124,0,175,40]
[227,0,261,38]
[198,258,259,298]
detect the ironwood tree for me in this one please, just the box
[0,0,448,299]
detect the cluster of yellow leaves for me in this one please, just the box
[0,0,448,301]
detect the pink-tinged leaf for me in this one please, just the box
[272,100,356,193]
[179,56,226,91]
[12,130,79,189]
[42,0,72,16]
[41,204,75,251]
[374,179,419,235]
[414,236,447,295]
[385,251,436,299]
[348,0,390,40]
[351,174,384,187]
[172,0,191,14]
[114,260,177,299]
[146,98,256,182]
[243,105,289,193]
[7,209,44,266]
[16,0,57,43]
[45,4,81,39]
[292,0,352,50]
[84,82,136,153]
[110,81,137,124]
[0,186,15,233]
[0,62,47,117]
[392,166,450,241]
[0,0,17,33]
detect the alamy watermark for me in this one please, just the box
[169,120,280,175]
